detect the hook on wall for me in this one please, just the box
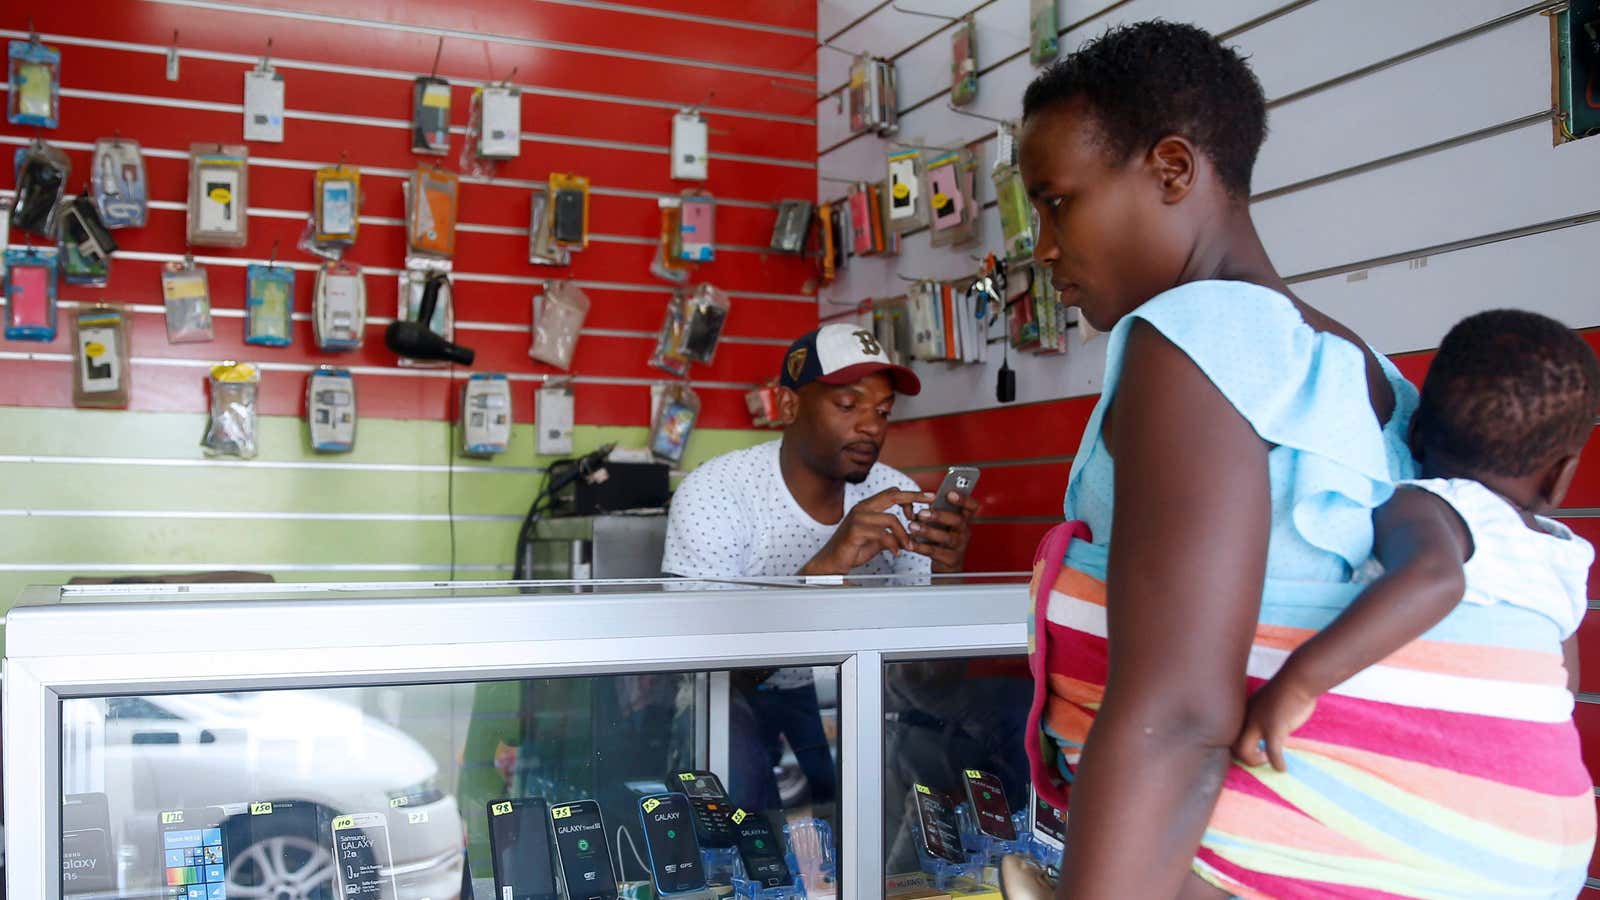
[945,102,1010,125]
[817,39,858,57]
[429,36,445,79]
[890,2,961,22]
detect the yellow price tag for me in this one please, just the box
[250,802,273,816]
[964,770,983,781]
[161,811,184,825]
[408,811,429,825]
[914,784,932,796]
[390,797,409,808]
[333,816,356,830]
[491,802,514,817]
[642,798,662,814]
[731,809,747,825]
[552,806,573,820]
[678,772,696,782]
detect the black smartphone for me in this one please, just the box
[157,806,230,897]
[638,793,707,895]
[669,769,736,848]
[731,808,792,889]
[961,769,1016,841]
[911,785,965,865]
[553,189,585,243]
[487,799,560,900]
[550,799,619,900]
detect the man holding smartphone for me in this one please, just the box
[661,323,980,814]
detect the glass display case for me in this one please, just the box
[3,576,1032,900]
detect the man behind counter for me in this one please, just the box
[661,322,981,812]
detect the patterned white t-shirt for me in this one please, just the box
[662,439,933,582]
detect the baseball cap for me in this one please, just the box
[778,323,922,396]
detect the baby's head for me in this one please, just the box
[1411,309,1599,512]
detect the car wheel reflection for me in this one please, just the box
[227,833,338,900]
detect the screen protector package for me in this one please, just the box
[411,75,451,155]
[3,246,59,341]
[246,263,295,346]
[408,165,459,257]
[60,195,118,286]
[681,284,730,365]
[770,199,813,254]
[73,306,130,408]
[677,191,715,262]
[91,138,147,229]
[203,362,260,459]
[397,258,453,368]
[12,140,70,237]
[314,163,360,245]
[1030,0,1060,64]
[650,382,701,464]
[548,172,590,250]
[529,280,590,370]
[476,83,521,159]
[528,188,571,267]
[161,259,214,343]
[314,260,366,350]
[8,39,60,127]
[951,16,979,106]
[649,292,690,376]
[188,144,249,247]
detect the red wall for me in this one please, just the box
[0,0,819,428]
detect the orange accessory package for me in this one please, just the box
[408,165,459,257]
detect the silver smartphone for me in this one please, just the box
[932,466,980,513]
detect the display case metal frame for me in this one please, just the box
[3,576,1029,900]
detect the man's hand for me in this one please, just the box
[1231,672,1318,772]
[797,488,930,576]
[912,491,980,573]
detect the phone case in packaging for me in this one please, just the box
[682,284,730,365]
[770,199,812,254]
[671,111,709,180]
[188,144,249,247]
[245,263,295,347]
[994,164,1034,259]
[678,192,715,262]
[60,195,117,286]
[306,366,356,453]
[314,260,366,351]
[951,16,979,106]
[528,189,572,267]
[73,306,131,408]
[650,382,700,464]
[204,362,260,459]
[396,260,453,368]
[91,138,148,229]
[314,164,360,245]
[408,166,458,257]
[12,141,71,237]
[529,280,590,370]
[650,293,691,376]
[925,152,965,236]
[243,63,285,142]
[461,373,512,457]
[745,383,783,428]
[549,172,590,249]
[887,149,924,232]
[162,260,214,343]
[477,84,522,159]
[652,199,693,283]
[847,55,873,135]
[8,39,60,128]
[412,76,451,155]
[3,246,59,341]
[1030,0,1060,64]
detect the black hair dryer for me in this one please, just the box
[385,271,475,365]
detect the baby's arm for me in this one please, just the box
[1233,486,1473,770]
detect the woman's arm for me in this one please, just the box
[1233,488,1470,769]
[1057,321,1271,899]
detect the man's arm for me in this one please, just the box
[797,488,929,576]
[1234,487,1471,769]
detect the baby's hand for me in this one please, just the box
[1231,675,1319,772]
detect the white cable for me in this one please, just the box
[618,824,648,878]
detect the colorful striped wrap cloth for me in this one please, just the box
[1026,523,1595,899]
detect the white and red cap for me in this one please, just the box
[778,323,922,396]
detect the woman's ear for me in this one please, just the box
[1148,135,1198,204]
[1537,453,1581,512]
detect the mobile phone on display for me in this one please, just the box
[911,785,966,865]
[332,813,398,898]
[669,769,736,848]
[961,769,1016,841]
[731,808,792,889]
[63,793,114,895]
[157,806,230,898]
[488,798,560,900]
[1028,786,1066,853]
[932,466,980,513]
[550,799,619,900]
[638,793,708,895]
